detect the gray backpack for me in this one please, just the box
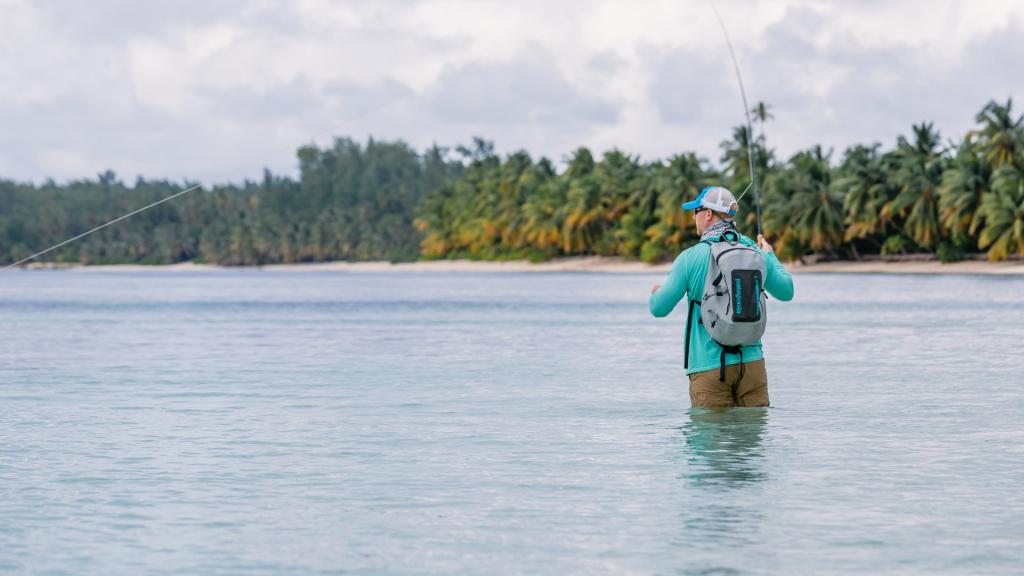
[685,229,767,382]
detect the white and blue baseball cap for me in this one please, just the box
[681,186,738,217]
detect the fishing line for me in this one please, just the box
[708,0,762,236]
[2,184,202,271]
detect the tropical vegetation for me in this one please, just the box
[0,138,461,265]
[2,99,1023,266]
[418,98,1024,264]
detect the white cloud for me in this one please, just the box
[1,0,1023,182]
[424,44,619,126]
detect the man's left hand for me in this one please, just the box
[651,284,661,295]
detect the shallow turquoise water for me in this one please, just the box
[1,270,1022,575]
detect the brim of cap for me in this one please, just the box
[681,198,703,210]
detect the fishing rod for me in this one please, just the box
[2,184,202,271]
[708,0,762,237]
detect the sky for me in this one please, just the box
[2,0,1022,184]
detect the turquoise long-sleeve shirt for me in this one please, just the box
[649,234,794,375]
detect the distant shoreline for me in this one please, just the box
[15,256,1024,275]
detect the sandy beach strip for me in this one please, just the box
[33,256,1024,275]
[790,259,1024,275]
[53,257,669,274]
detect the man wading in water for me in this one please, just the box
[649,186,794,408]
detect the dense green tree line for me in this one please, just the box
[2,99,1022,266]
[0,138,461,265]
[418,99,1024,263]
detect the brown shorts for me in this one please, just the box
[688,358,769,408]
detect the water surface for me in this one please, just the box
[1,270,1022,574]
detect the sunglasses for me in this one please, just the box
[693,207,709,215]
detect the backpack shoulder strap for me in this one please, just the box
[683,239,718,369]
[684,299,698,369]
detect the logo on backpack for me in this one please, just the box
[734,277,743,316]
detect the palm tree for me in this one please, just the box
[720,124,774,234]
[559,147,597,253]
[462,163,500,257]
[884,123,948,250]
[778,146,843,254]
[595,150,651,256]
[561,185,602,254]
[521,176,565,254]
[515,159,560,254]
[493,150,533,250]
[564,147,595,178]
[562,167,602,254]
[938,137,990,239]
[640,153,710,261]
[835,144,896,245]
[978,164,1024,260]
[972,99,1023,169]
[750,101,774,146]
[595,149,643,223]
[720,125,754,186]
[763,146,843,258]
[562,148,649,256]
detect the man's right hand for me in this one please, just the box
[651,284,661,295]
[757,234,775,254]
